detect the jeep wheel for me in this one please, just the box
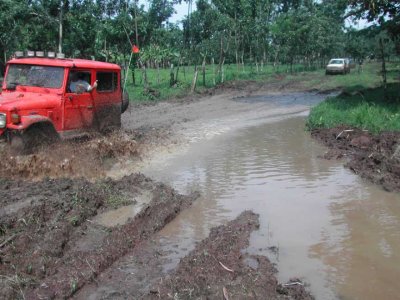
[10,124,59,155]
[10,134,26,155]
[11,127,42,155]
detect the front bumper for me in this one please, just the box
[326,68,345,74]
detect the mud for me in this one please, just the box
[0,128,171,180]
[311,126,400,192]
[148,211,313,300]
[0,78,326,299]
[0,174,198,299]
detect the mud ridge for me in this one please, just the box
[148,211,313,300]
[0,174,199,299]
[312,126,400,192]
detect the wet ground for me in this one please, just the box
[137,115,400,300]
[312,126,400,192]
[1,78,399,299]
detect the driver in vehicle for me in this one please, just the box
[69,72,97,93]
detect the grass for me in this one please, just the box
[306,83,400,133]
[123,63,316,102]
[304,62,399,93]
[124,61,399,103]
[307,61,400,133]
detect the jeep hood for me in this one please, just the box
[0,92,61,111]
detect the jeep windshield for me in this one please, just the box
[6,64,64,89]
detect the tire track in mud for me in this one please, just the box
[0,174,199,299]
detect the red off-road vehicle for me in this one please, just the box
[0,53,129,153]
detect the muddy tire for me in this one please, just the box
[10,133,27,155]
[10,124,59,155]
[121,90,129,113]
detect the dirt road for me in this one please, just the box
[0,77,331,299]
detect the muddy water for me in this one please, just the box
[140,115,400,300]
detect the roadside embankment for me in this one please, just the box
[311,126,400,192]
[308,82,400,192]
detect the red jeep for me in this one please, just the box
[0,53,129,152]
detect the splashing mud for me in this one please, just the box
[0,128,170,180]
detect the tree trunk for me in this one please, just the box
[241,52,245,73]
[273,45,280,70]
[175,56,182,83]
[290,58,293,74]
[191,66,198,93]
[379,37,387,95]
[169,63,175,87]
[157,62,160,84]
[235,12,239,73]
[202,56,206,87]
[140,60,148,89]
[58,0,63,54]
[256,57,259,73]
[212,57,216,85]
[221,60,225,83]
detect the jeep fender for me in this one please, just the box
[8,116,59,153]
[7,115,55,131]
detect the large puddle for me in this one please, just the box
[138,107,400,299]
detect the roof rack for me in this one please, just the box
[14,51,65,59]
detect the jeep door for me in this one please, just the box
[63,70,95,131]
[93,71,121,131]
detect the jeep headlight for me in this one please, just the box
[0,114,6,128]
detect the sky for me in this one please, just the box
[169,1,196,24]
[164,1,373,30]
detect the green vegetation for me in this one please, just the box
[305,63,393,92]
[307,62,400,133]
[1,0,399,125]
[1,1,398,99]
[124,63,312,101]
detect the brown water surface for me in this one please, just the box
[141,115,400,300]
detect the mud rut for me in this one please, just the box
[1,78,348,299]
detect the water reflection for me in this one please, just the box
[142,116,400,300]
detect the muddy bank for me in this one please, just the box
[0,174,198,299]
[148,211,313,300]
[311,126,400,192]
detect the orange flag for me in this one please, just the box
[132,45,140,53]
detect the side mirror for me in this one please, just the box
[6,82,17,91]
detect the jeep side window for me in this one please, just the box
[96,72,118,92]
[68,71,92,93]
